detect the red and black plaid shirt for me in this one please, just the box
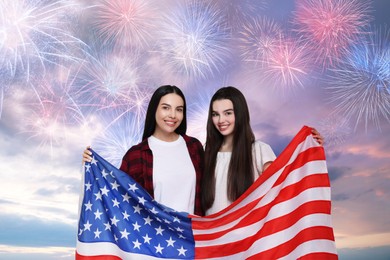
[119,134,205,216]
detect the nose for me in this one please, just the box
[169,109,176,118]
[218,114,225,123]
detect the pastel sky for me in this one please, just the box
[0,0,389,259]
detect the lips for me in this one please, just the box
[165,120,177,127]
[218,124,229,131]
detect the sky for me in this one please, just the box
[0,0,389,259]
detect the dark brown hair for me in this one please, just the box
[202,86,255,211]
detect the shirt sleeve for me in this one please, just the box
[253,140,276,175]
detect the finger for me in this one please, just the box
[82,155,92,163]
[82,146,93,162]
[316,136,324,146]
[85,149,92,155]
[84,146,92,155]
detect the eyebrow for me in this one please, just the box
[160,103,184,108]
[213,108,234,113]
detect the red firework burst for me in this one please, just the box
[92,0,158,49]
[262,35,312,91]
[293,0,372,68]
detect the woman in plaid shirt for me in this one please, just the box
[83,85,204,216]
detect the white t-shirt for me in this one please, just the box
[148,135,196,214]
[206,140,276,216]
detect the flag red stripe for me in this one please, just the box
[274,146,326,187]
[246,226,336,260]
[261,200,332,239]
[194,200,332,258]
[299,252,339,260]
[298,252,339,260]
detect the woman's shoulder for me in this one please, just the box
[127,139,149,153]
[182,135,204,153]
[253,139,276,158]
[252,139,276,173]
[252,139,275,156]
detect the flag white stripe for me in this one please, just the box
[77,241,180,260]
[195,187,330,246]
[279,240,338,260]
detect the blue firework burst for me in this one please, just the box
[326,27,390,130]
[153,0,232,80]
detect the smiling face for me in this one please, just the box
[211,99,235,137]
[153,93,184,140]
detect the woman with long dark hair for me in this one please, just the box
[83,85,204,215]
[202,86,323,215]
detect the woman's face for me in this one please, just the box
[211,99,235,137]
[154,93,184,137]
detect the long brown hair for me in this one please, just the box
[202,86,255,212]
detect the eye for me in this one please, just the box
[211,112,218,117]
[177,107,183,112]
[162,106,170,110]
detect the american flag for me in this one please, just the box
[76,126,338,259]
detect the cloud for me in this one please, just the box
[0,129,82,226]
[0,245,74,260]
[332,171,390,236]
[338,245,390,260]
[0,214,76,247]
[332,193,350,202]
[255,125,293,156]
[327,166,349,182]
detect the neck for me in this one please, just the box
[220,135,233,152]
[153,132,180,142]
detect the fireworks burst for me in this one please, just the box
[0,0,86,82]
[91,0,158,50]
[237,16,282,67]
[293,0,372,68]
[326,27,390,130]
[187,88,217,144]
[153,0,232,80]
[318,115,352,150]
[262,35,312,91]
[74,47,149,124]
[93,113,143,167]
[0,88,2,117]
[21,69,85,154]
[214,0,268,30]
[96,85,153,132]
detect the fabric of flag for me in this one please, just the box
[76,125,338,259]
